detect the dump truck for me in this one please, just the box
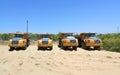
[38,34,53,50]
[8,32,30,50]
[58,33,78,50]
[75,33,102,50]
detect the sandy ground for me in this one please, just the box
[0,43,120,75]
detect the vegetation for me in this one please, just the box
[0,33,13,40]
[0,33,61,41]
[98,33,120,52]
[29,33,38,41]
[0,33,120,52]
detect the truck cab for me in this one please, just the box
[58,33,78,50]
[76,33,102,50]
[8,32,30,50]
[38,34,53,50]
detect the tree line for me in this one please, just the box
[0,33,62,41]
[98,33,120,52]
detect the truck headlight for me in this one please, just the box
[85,40,90,43]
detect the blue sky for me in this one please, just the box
[0,0,120,34]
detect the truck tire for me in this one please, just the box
[58,42,61,47]
[38,47,41,50]
[58,44,61,47]
[82,42,89,50]
[78,39,82,47]
[38,47,39,50]
[27,39,30,47]
[61,43,65,49]
[94,46,101,50]
[50,47,53,50]
[22,45,27,50]
[73,46,77,51]
[9,47,15,51]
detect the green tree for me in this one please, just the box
[30,33,38,40]
[1,33,10,40]
[98,33,120,52]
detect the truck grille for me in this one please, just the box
[70,40,76,43]
[42,41,48,44]
[95,40,100,44]
[12,41,18,45]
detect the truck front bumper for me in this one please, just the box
[86,43,102,47]
[63,43,78,47]
[8,43,26,48]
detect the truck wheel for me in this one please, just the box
[58,42,61,47]
[50,47,53,50]
[38,47,39,50]
[61,43,65,49]
[9,47,14,51]
[94,46,101,50]
[82,42,85,49]
[82,42,89,50]
[58,44,61,47]
[23,45,27,50]
[27,39,30,47]
[73,46,77,51]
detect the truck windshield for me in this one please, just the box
[86,33,95,37]
[42,35,49,38]
[65,33,73,37]
[14,34,23,38]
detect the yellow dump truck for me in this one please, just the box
[38,34,53,50]
[58,33,78,50]
[8,32,30,50]
[76,33,102,50]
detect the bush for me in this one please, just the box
[0,33,13,40]
[98,33,120,52]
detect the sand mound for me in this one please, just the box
[0,44,120,75]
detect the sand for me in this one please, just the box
[0,44,120,75]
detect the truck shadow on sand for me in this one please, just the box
[8,48,27,51]
[37,48,52,51]
[59,48,77,51]
[78,46,101,51]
